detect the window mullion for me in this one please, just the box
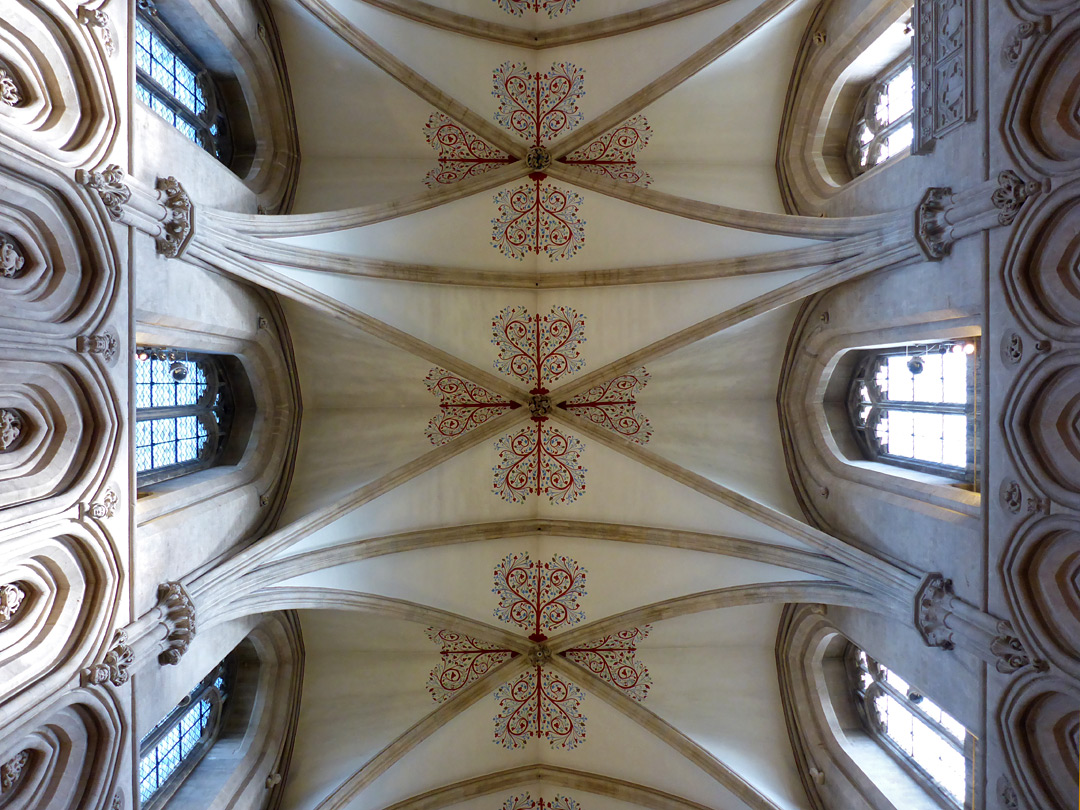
[874,677,964,752]
[879,401,966,415]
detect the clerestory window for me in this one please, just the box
[134,8,231,163]
[135,348,233,487]
[850,648,971,807]
[139,661,231,807]
[848,340,977,484]
[847,35,915,175]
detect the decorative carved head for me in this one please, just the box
[0,236,25,278]
[0,409,24,451]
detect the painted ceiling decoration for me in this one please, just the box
[427,553,651,750]
[501,793,580,810]
[422,62,651,260]
[424,306,651,504]
[494,0,580,18]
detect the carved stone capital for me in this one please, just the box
[155,176,194,258]
[157,581,196,666]
[0,409,25,452]
[0,234,25,279]
[914,187,955,260]
[81,629,134,687]
[0,583,26,625]
[0,67,21,108]
[77,328,118,363]
[77,164,130,220]
[993,170,1041,226]
[914,573,956,649]
[525,145,552,172]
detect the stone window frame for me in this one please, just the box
[134,348,234,489]
[845,46,916,176]
[847,645,974,809]
[133,5,233,165]
[846,341,978,485]
[138,660,232,810]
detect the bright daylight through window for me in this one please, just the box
[852,649,970,806]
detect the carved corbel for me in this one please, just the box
[157,581,196,665]
[80,629,134,687]
[78,3,115,57]
[154,177,195,258]
[914,573,956,649]
[914,187,955,260]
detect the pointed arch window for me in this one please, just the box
[134,7,231,163]
[847,24,915,175]
[138,661,231,807]
[135,348,233,486]
[848,340,977,483]
[850,648,971,807]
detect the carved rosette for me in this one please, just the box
[0,583,26,626]
[155,176,194,258]
[157,581,196,665]
[80,629,134,687]
[0,235,25,279]
[0,409,24,452]
[525,145,552,172]
[77,164,130,221]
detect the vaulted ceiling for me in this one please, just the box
[255,2,838,809]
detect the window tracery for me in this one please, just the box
[850,648,971,806]
[848,340,977,483]
[847,50,915,174]
[134,12,230,163]
[138,661,231,806]
[135,348,232,486]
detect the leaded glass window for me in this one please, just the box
[850,648,971,806]
[135,348,231,486]
[139,662,230,806]
[134,11,230,162]
[848,341,977,483]
[848,50,915,175]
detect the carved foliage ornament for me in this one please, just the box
[0,409,24,451]
[81,629,134,687]
[991,622,1048,674]
[0,67,21,108]
[992,169,1041,226]
[0,235,25,279]
[77,329,118,362]
[78,5,115,57]
[1001,20,1047,67]
[0,583,26,626]
[0,750,30,795]
[913,0,972,152]
[78,164,130,221]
